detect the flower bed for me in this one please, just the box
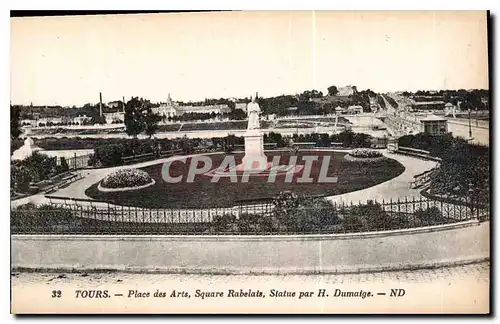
[98,168,155,192]
[344,148,385,162]
[349,148,383,158]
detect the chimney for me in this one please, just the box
[122,96,125,113]
[99,92,103,117]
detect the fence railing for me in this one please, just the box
[410,167,439,189]
[66,154,93,170]
[11,195,489,235]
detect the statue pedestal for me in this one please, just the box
[241,129,267,171]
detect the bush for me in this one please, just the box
[285,198,341,232]
[272,191,299,218]
[134,140,155,155]
[414,206,445,226]
[264,132,286,147]
[211,214,238,232]
[10,152,59,193]
[11,203,74,230]
[100,168,153,189]
[238,213,274,233]
[94,144,127,167]
[330,130,373,148]
[341,200,391,232]
[401,133,490,204]
[57,157,70,173]
[11,165,31,193]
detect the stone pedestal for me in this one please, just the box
[241,129,267,171]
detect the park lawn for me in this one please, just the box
[85,151,405,209]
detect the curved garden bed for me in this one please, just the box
[85,150,405,209]
[98,169,155,192]
[344,148,387,162]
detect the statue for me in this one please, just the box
[241,93,267,171]
[246,95,261,130]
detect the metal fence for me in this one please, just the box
[410,167,439,189]
[66,154,93,170]
[11,195,489,235]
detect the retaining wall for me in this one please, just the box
[11,221,489,275]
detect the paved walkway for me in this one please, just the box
[11,261,490,314]
[327,151,436,204]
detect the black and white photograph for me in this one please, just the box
[9,10,490,314]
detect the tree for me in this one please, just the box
[124,97,146,138]
[10,105,22,139]
[327,85,338,96]
[144,107,162,138]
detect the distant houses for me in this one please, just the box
[337,85,357,96]
[152,94,236,119]
[103,111,125,124]
[107,100,122,109]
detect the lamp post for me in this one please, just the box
[468,182,475,220]
[468,108,472,139]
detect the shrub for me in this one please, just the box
[342,213,366,232]
[211,214,237,232]
[238,213,274,233]
[342,200,391,232]
[100,168,153,189]
[57,157,70,173]
[414,206,445,226]
[11,203,74,231]
[87,153,99,167]
[10,152,59,193]
[134,140,155,155]
[270,193,343,233]
[331,130,373,148]
[11,164,31,193]
[264,132,286,147]
[285,198,341,233]
[94,144,127,167]
[272,191,299,217]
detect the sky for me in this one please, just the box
[10,11,489,106]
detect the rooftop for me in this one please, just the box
[418,114,447,122]
[412,101,445,105]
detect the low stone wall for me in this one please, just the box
[11,221,489,275]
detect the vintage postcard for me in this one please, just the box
[10,11,490,314]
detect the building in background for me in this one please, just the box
[152,93,233,118]
[72,115,92,125]
[175,104,231,116]
[411,101,446,110]
[337,85,357,96]
[107,101,123,109]
[234,102,247,111]
[36,117,63,126]
[419,114,448,135]
[103,111,125,124]
[347,105,363,114]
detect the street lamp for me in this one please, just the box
[468,182,475,219]
[468,108,472,139]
